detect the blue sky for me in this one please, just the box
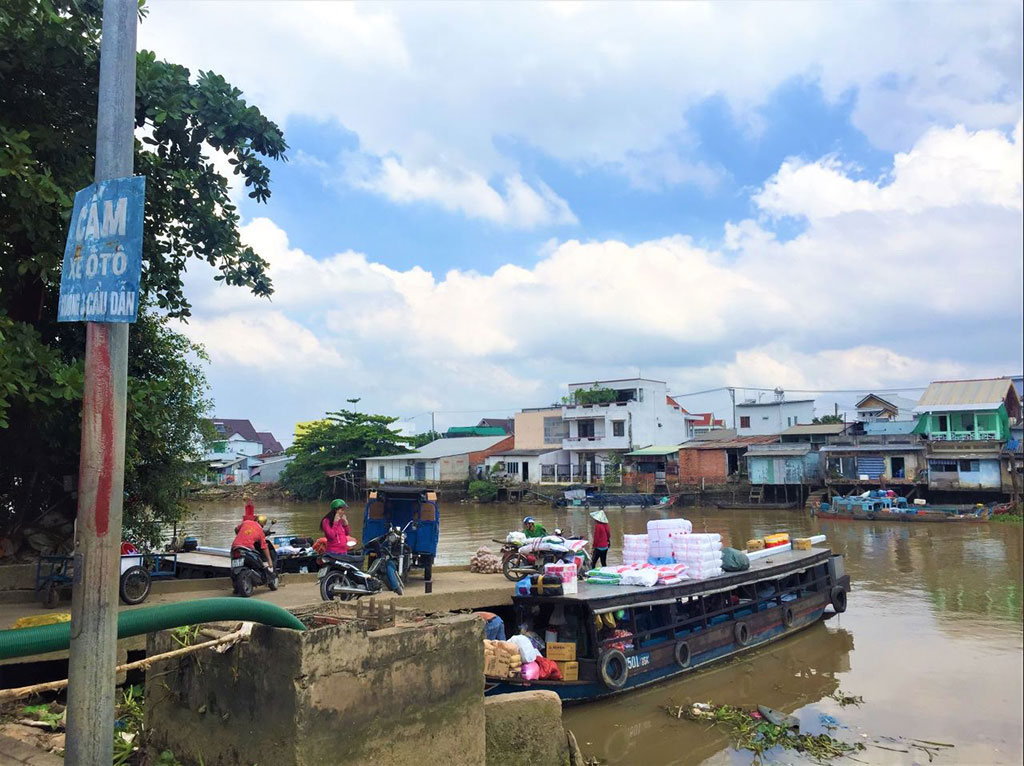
[140,1,1023,444]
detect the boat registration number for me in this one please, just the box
[230,558,243,571]
[626,653,651,671]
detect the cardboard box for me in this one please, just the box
[556,660,579,681]
[546,641,576,661]
[484,654,506,677]
[793,537,812,550]
[746,538,765,551]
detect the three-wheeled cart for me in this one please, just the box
[35,548,178,608]
[363,486,440,581]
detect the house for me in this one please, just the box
[854,393,918,422]
[558,378,696,483]
[512,407,567,451]
[735,395,815,436]
[477,417,515,434]
[819,443,926,485]
[363,435,514,486]
[678,434,779,485]
[483,448,566,484]
[623,446,682,492]
[248,455,295,483]
[912,378,1020,441]
[204,418,285,484]
[690,412,726,435]
[745,443,821,486]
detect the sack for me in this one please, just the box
[534,656,563,681]
[721,547,750,572]
[508,634,540,663]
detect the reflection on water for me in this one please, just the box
[186,499,1023,764]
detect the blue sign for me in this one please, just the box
[57,176,145,323]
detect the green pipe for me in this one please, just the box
[0,598,305,660]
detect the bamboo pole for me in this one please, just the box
[0,625,250,703]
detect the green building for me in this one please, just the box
[912,378,1021,442]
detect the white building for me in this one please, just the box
[557,378,695,482]
[735,397,815,436]
[363,435,513,485]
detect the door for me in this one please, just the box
[890,456,906,479]
[522,462,529,482]
[414,462,427,480]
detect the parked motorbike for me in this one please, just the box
[318,520,416,600]
[230,539,279,597]
[498,532,591,582]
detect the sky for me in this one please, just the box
[138,1,1024,445]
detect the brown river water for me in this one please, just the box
[187,500,1023,765]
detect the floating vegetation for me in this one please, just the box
[827,690,864,707]
[665,702,865,764]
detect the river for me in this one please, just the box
[186,499,1023,765]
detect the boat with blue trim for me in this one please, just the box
[815,492,992,522]
[484,544,849,703]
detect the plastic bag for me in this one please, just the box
[521,661,540,680]
[508,633,541,663]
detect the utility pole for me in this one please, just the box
[431,411,435,434]
[65,1,136,763]
[728,387,737,430]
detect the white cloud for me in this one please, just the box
[139,0,1023,213]
[755,122,1024,219]
[175,123,1022,441]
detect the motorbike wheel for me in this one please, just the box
[119,565,152,605]
[502,553,525,582]
[236,571,255,598]
[320,570,354,601]
[268,572,279,591]
[385,560,404,596]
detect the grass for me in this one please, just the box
[991,512,1023,525]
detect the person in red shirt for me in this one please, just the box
[321,499,352,555]
[590,509,611,568]
[231,516,273,569]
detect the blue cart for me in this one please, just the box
[35,550,178,608]
[363,486,440,580]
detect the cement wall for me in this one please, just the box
[145,612,486,766]
[485,690,569,766]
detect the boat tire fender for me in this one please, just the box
[866,512,877,521]
[674,640,691,669]
[830,586,848,614]
[599,649,629,690]
[734,621,750,646]
[782,606,795,628]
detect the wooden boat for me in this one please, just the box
[815,494,991,523]
[484,546,849,704]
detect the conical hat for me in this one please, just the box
[589,509,608,523]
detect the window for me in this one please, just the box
[936,415,949,432]
[612,420,625,437]
[930,460,957,473]
[739,416,751,428]
[958,413,974,432]
[638,388,644,402]
[404,464,412,477]
[507,461,520,475]
[890,456,906,479]
[378,465,385,479]
[543,416,568,444]
[958,459,980,473]
[578,420,595,438]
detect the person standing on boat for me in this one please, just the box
[522,516,547,539]
[590,509,611,568]
[322,499,352,555]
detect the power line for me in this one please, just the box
[671,384,929,397]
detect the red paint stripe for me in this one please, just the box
[86,326,114,537]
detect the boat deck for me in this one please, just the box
[517,548,832,610]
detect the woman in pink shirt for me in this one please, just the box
[321,498,352,555]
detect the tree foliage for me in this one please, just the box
[280,410,413,500]
[410,430,442,448]
[812,415,845,425]
[0,0,285,547]
[468,480,498,503]
[561,384,618,405]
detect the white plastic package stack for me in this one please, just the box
[646,518,693,560]
[622,534,649,566]
[671,533,723,579]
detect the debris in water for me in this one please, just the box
[819,714,840,730]
[664,702,865,764]
[828,690,864,707]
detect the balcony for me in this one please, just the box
[539,464,622,485]
[561,401,631,419]
[929,431,1000,441]
[562,434,631,451]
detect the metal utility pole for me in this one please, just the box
[66,1,137,763]
[728,387,737,429]
[431,411,435,434]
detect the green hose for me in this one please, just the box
[0,598,305,660]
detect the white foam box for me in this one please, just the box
[543,562,577,583]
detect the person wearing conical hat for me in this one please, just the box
[590,509,611,568]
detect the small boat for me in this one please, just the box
[484,545,849,704]
[815,493,991,523]
[713,501,800,511]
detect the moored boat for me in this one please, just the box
[815,493,991,522]
[484,545,849,704]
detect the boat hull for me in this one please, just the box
[816,509,988,523]
[486,594,829,704]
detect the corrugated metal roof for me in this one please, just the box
[746,444,812,457]
[819,444,924,453]
[490,448,561,457]
[862,420,918,435]
[915,378,1017,411]
[782,424,848,435]
[682,435,779,450]
[361,435,510,461]
[626,445,683,456]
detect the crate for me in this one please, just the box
[546,641,576,661]
[556,660,579,681]
[746,538,765,551]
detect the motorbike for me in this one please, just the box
[498,532,591,582]
[230,539,279,597]
[318,520,416,601]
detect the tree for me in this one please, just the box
[813,415,845,425]
[280,410,413,500]
[561,384,618,405]
[0,0,286,547]
[410,430,442,448]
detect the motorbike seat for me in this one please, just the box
[322,552,364,567]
